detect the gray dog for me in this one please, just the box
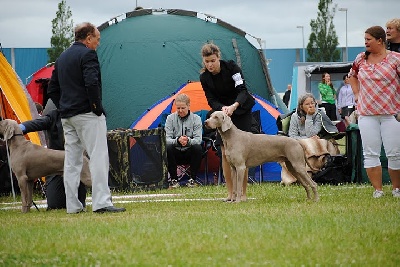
[204,111,319,202]
[0,119,91,212]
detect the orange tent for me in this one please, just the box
[0,52,42,145]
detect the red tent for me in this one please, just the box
[26,63,54,105]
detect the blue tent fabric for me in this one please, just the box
[131,82,284,182]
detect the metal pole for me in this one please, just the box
[345,10,348,62]
[339,8,348,62]
[297,26,305,62]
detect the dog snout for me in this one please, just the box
[204,120,211,129]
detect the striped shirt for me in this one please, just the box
[349,51,400,116]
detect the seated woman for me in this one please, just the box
[288,93,339,140]
[282,93,341,185]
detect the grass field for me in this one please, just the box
[0,183,399,266]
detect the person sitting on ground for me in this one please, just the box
[19,99,87,210]
[165,93,203,188]
[288,93,339,140]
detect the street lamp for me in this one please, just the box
[296,26,305,62]
[339,7,348,62]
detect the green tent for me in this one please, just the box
[97,9,279,130]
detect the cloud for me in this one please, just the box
[0,0,399,48]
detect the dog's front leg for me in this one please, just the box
[222,151,233,201]
[235,165,246,203]
[230,166,238,202]
[18,175,31,213]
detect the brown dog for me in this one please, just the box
[0,119,91,212]
[204,111,319,202]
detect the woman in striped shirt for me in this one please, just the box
[348,26,400,198]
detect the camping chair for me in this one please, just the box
[276,109,352,184]
[276,109,296,136]
[160,110,218,186]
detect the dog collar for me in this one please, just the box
[11,133,24,138]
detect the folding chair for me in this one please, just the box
[162,110,218,187]
[276,109,295,136]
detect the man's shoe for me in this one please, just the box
[94,206,126,213]
[67,208,86,214]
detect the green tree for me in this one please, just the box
[47,0,74,63]
[306,0,340,62]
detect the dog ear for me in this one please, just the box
[3,121,15,140]
[220,113,233,132]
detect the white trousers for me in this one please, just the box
[61,112,112,213]
[358,115,400,169]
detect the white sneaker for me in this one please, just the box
[373,190,384,198]
[392,188,400,198]
[187,178,196,187]
[170,179,180,188]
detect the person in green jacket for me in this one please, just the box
[318,72,337,121]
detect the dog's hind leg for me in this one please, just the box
[241,169,249,202]
[285,161,318,201]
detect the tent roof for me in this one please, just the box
[97,8,276,130]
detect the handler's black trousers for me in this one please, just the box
[167,144,202,180]
[45,175,86,210]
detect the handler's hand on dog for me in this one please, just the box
[222,105,236,116]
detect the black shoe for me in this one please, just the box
[94,206,126,213]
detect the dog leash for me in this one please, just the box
[32,201,40,212]
[4,140,16,202]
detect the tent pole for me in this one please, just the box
[257,49,278,106]
[0,88,16,201]
[231,38,242,68]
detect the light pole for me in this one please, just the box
[339,7,348,62]
[296,26,305,62]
